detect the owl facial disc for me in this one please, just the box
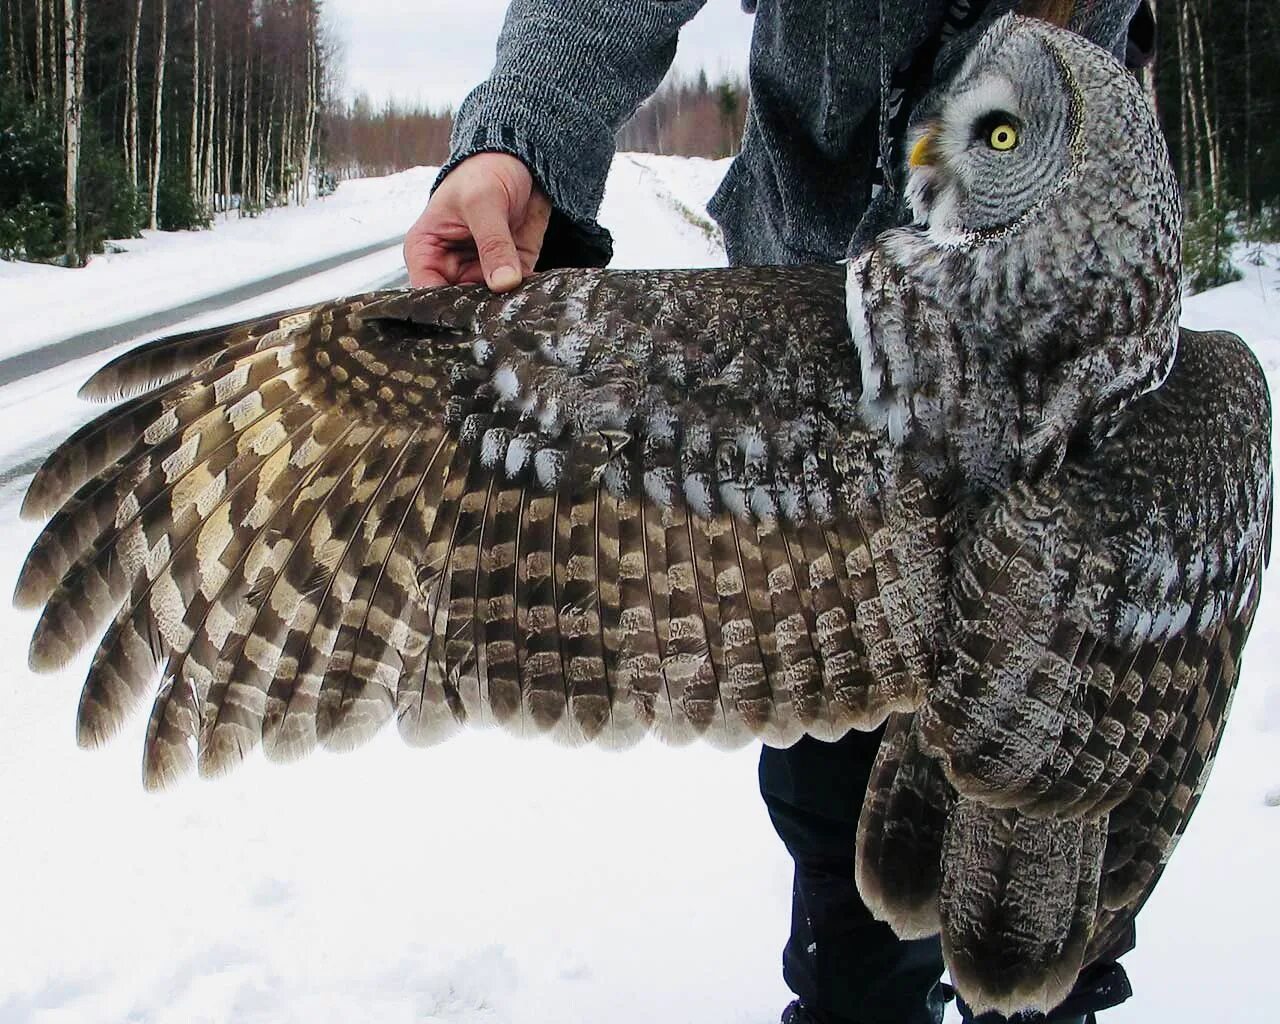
[903,19,1082,242]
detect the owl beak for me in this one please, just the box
[909,128,940,169]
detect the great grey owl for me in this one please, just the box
[14,13,1270,1018]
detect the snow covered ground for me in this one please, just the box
[0,168,434,362]
[0,156,1276,1024]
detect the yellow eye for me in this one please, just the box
[989,123,1019,151]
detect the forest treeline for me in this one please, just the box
[324,93,453,180]
[1,0,326,263]
[1151,0,1279,286]
[324,71,748,181]
[617,72,747,159]
[0,0,1276,290]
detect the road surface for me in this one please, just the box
[0,238,409,486]
[0,237,408,389]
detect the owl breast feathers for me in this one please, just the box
[14,14,1273,1020]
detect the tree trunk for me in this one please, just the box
[74,0,85,144]
[239,16,251,214]
[260,70,276,204]
[202,0,215,212]
[1139,3,1156,114]
[45,0,58,107]
[189,0,201,201]
[148,0,168,231]
[62,0,80,263]
[34,0,46,104]
[1189,3,1219,209]
[125,0,144,193]
[5,0,18,90]
[280,76,290,203]
[1243,0,1253,235]
[1176,0,1203,201]
[16,0,28,95]
[279,77,292,203]
[222,27,233,214]
[299,12,318,206]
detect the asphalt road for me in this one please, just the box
[0,239,409,487]
[0,236,407,390]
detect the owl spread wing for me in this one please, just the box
[17,266,943,789]
[856,328,1272,1014]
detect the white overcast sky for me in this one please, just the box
[324,0,755,109]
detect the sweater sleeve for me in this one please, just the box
[434,0,709,269]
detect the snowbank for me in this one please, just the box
[0,168,438,361]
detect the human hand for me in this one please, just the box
[403,152,552,291]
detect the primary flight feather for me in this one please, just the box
[15,15,1270,1018]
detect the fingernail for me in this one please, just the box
[490,265,520,291]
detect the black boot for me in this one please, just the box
[760,734,947,1024]
[780,1000,849,1024]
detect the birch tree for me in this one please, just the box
[124,0,144,192]
[298,6,318,206]
[189,0,201,200]
[147,0,168,230]
[62,0,82,263]
[33,0,45,104]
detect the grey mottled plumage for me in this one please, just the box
[14,14,1270,1018]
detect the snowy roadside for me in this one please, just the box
[0,167,438,362]
[0,162,1276,1024]
[0,155,731,370]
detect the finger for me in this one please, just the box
[410,266,450,288]
[404,234,464,288]
[465,202,523,292]
[513,194,552,275]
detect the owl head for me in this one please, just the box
[903,13,1174,255]
[852,13,1183,490]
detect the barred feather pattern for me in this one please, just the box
[852,328,1270,1015]
[829,17,1267,1010]
[20,266,951,776]
[855,713,953,940]
[857,584,1260,1017]
[919,330,1271,821]
[17,14,1269,1013]
[14,21,1274,1016]
[18,257,1269,1011]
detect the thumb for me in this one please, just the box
[467,202,524,292]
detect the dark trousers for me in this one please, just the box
[759,731,1134,1024]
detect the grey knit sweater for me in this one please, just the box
[435,0,1146,268]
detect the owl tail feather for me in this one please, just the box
[855,713,952,939]
[939,797,1104,1017]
